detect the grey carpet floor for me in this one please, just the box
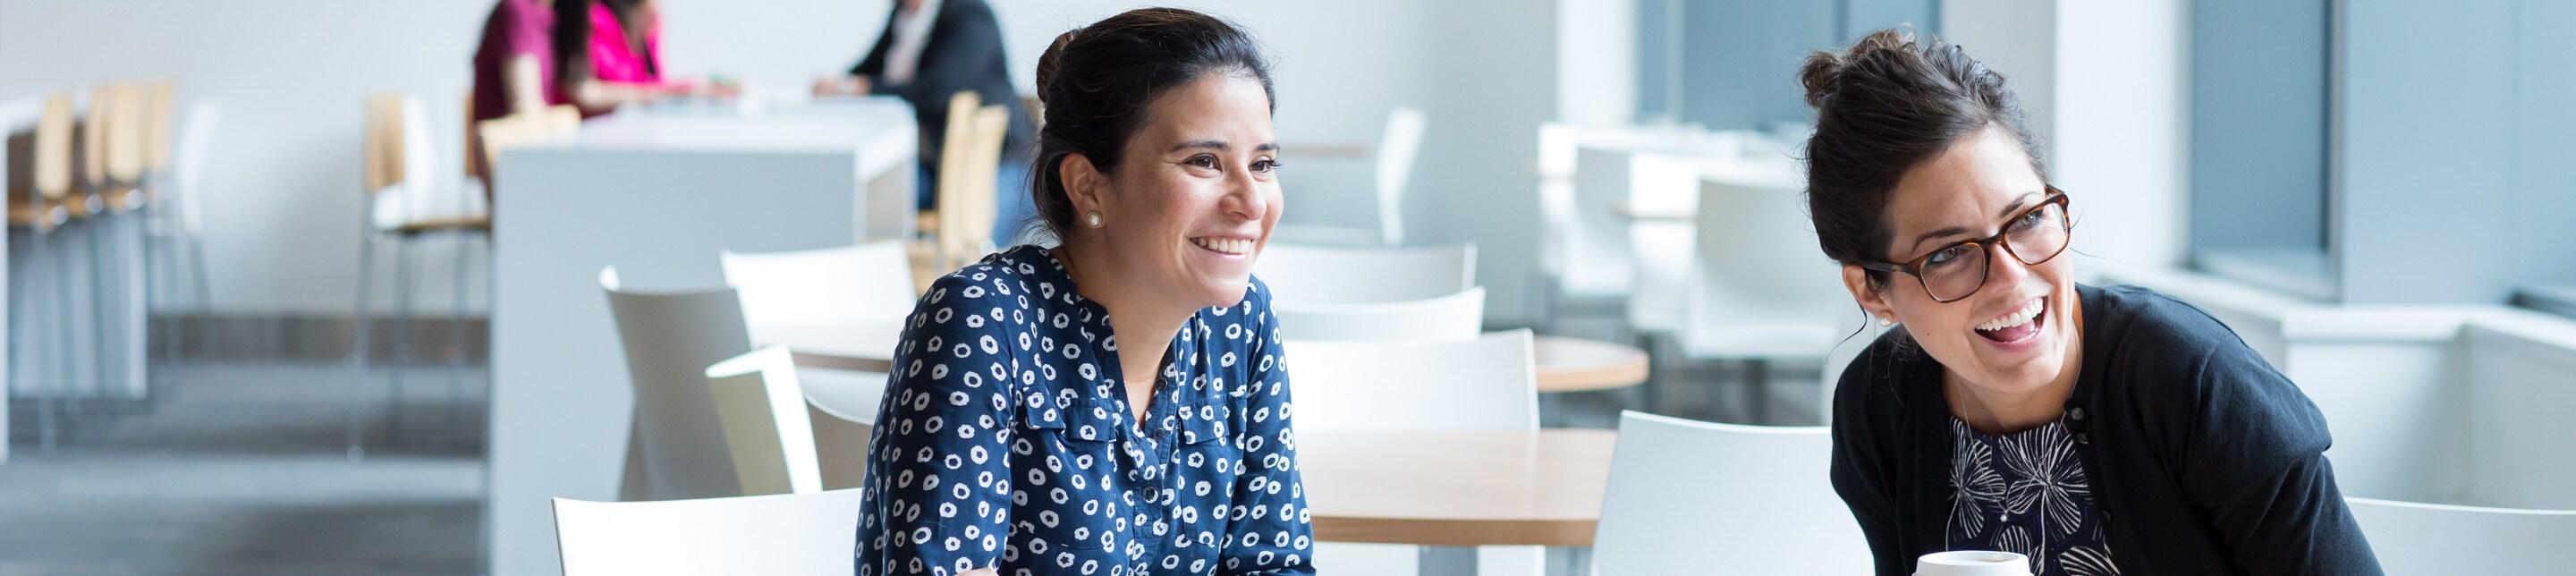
[3,360,485,576]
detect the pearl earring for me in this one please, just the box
[1085,211,1102,228]
[1877,316,1895,327]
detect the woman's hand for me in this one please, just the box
[810,74,870,97]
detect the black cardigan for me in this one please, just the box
[1830,284,2382,575]
[848,0,1035,164]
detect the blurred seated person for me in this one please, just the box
[816,0,1036,246]
[555,0,736,116]
[470,0,563,179]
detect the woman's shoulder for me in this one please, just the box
[2082,284,2269,376]
[915,248,1055,318]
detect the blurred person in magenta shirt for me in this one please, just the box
[552,0,735,116]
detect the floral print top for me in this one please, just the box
[1945,416,2122,576]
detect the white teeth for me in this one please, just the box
[1191,237,1251,255]
[1974,299,2046,332]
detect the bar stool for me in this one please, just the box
[346,93,496,461]
[7,94,81,452]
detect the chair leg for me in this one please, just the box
[445,234,472,431]
[347,233,377,462]
[33,228,64,453]
[389,238,416,444]
[187,233,213,360]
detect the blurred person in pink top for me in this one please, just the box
[552,0,735,115]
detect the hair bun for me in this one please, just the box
[1034,28,1082,102]
[1798,51,1845,109]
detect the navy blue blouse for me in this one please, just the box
[854,246,1317,576]
[1945,417,2121,576]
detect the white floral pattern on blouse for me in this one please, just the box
[1946,416,2121,576]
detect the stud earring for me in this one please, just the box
[1877,316,1895,327]
[1085,211,1102,228]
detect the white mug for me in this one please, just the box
[1914,550,2032,576]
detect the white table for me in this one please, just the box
[486,104,915,576]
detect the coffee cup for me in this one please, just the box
[1914,550,2032,576]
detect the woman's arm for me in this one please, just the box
[2177,342,2383,575]
[503,54,549,117]
[860,276,1022,575]
[1222,299,1318,575]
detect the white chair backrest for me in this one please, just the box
[720,241,916,333]
[1682,173,1846,357]
[171,100,221,233]
[1375,106,1427,246]
[1284,329,1535,432]
[398,95,438,194]
[1566,147,1642,292]
[2350,497,2576,573]
[797,368,883,490]
[1534,123,1581,278]
[1593,411,1869,575]
[1254,242,1476,305]
[600,267,752,500]
[553,488,867,576]
[703,346,823,496]
[1275,287,1483,343]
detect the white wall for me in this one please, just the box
[2051,0,2189,268]
[0,0,1561,326]
[1943,0,2190,269]
[0,0,880,316]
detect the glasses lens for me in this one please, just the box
[2005,202,2071,265]
[1919,242,1988,301]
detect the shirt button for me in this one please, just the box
[2068,406,2087,421]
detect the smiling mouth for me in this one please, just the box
[1973,297,2046,343]
[1190,236,1253,256]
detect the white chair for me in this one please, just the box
[1275,286,1484,343]
[2347,497,2576,574]
[702,345,822,496]
[1275,106,1428,247]
[599,267,751,500]
[718,241,916,334]
[799,367,881,490]
[1292,328,1541,576]
[1592,411,1870,575]
[345,93,494,460]
[1681,173,1847,422]
[1286,328,1537,432]
[1254,242,1475,305]
[146,99,216,367]
[1615,153,1707,335]
[552,488,867,576]
[718,241,909,489]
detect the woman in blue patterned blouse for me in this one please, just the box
[853,8,1312,576]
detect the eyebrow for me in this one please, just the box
[1904,191,2043,255]
[1168,140,1281,153]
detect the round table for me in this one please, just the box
[1534,335,1651,393]
[1301,429,1615,551]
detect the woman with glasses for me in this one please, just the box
[1804,29,2380,575]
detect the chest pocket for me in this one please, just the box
[1012,396,1125,556]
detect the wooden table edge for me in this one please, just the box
[1313,517,1597,547]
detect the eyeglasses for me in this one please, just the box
[1859,189,2072,303]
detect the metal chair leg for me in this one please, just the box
[389,238,415,444]
[49,224,80,450]
[446,233,472,431]
[347,232,377,462]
